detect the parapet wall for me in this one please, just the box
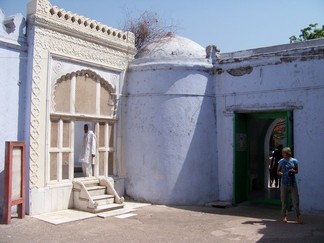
[0,9,26,47]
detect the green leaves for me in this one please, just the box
[289,23,324,43]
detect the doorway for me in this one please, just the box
[74,121,96,178]
[234,111,293,205]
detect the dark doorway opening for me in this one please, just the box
[234,111,293,205]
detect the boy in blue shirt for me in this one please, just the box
[277,147,302,223]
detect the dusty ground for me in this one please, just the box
[1,203,324,243]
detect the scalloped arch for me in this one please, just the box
[56,69,116,94]
[52,69,117,115]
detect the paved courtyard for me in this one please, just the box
[1,202,324,242]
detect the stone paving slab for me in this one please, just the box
[32,209,96,225]
[32,201,151,224]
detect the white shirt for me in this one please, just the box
[79,130,96,164]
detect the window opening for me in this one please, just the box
[49,70,117,183]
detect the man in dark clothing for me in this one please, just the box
[270,144,283,187]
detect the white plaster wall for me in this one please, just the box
[215,108,234,202]
[125,68,218,205]
[0,47,25,164]
[216,52,324,212]
[293,91,324,213]
[29,185,73,215]
[0,10,27,215]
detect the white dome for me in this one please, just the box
[136,33,206,59]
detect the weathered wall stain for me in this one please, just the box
[227,66,253,76]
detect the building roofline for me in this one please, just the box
[27,0,136,55]
[221,38,324,59]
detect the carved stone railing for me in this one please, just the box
[73,180,98,209]
[99,176,124,204]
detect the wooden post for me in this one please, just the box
[2,141,26,224]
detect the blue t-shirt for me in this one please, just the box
[279,158,298,186]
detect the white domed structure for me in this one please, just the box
[124,34,218,205]
[132,33,210,69]
[136,32,206,59]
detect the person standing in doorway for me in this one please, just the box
[79,124,96,177]
[270,144,283,187]
[277,147,302,223]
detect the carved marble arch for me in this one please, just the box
[52,69,117,118]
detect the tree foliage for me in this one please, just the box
[122,11,175,51]
[289,23,324,43]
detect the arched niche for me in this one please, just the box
[52,69,116,118]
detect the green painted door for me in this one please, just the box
[234,113,249,203]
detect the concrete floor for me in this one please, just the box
[1,202,324,242]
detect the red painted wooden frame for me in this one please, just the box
[2,141,26,224]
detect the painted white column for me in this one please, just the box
[96,78,100,116]
[105,122,109,177]
[54,119,62,181]
[94,122,100,177]
[216,111,234,202]
[70,121,74,180]
[70,73,76,114]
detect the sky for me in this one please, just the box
[1,0,324,53]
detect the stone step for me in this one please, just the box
[73,177,123,214]
[97,208,136,218]
[86,186,106,196]
[89,203,124,214]
[91,194,115,205]
[84,181,100,188]
[73,178,100,190]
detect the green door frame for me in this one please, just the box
[234,111,293,204]
[234,113,249,203]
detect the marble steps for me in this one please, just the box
[73,178,124,214]
[91,194,115,205]
[87,203,124,214]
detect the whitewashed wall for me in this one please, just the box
[215,40,324,212]
[0,10,27,215]
[125,60,219,205]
